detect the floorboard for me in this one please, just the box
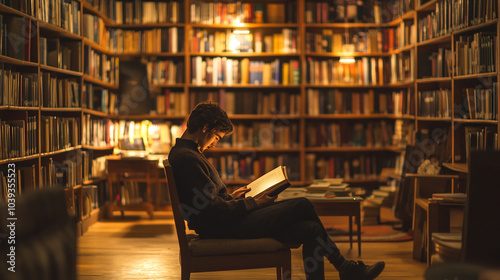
[77,211,427,280]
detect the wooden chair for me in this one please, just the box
[163,159,297,280]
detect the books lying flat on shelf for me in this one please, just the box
[245,166,290,199]
[431,193,467,203]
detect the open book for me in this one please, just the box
[245,166,291,199]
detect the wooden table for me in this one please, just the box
[310,198,363,256]
[106,156,161,219]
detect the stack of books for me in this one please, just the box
[366,185,397,207]
[431,232,462,264]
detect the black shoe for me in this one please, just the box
[339,260,385,280]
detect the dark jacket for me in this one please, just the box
[168,138,257,233]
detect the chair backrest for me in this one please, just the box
[462,150,500,267]
[163,159,190,256]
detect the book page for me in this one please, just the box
[246,166,287,198]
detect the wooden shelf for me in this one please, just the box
[0,154,39,165]
[0,106,39,111]
[416,116,452,121]
[118,114,187,120]
[190,52,298,57]
[113,23,185,28]
[416,77,452,83]
[81,1,114,26]
[0,3,37,20]
[305,52,391,58]
[417,34,452,46]
[116,52,185,57]
[304,114,400,119]
[82,108,111,118]
[83,38,114,56]
[453,118,498,124]
[229,114,300,120]
[41,107,82,112]
[405,173,459,179]
[40,146,82,157]
[191,23,299,29]
[83,75,119,89]
[305,146,401,152]
[416,0,439,12]
[40,65,83,76]
[39,21,83,40]
[453,72,498,81]
[453,20,498,36]
[0,54,38,67]
[188,84,300,89]
[82,145,114,151]
[208,147,301,153]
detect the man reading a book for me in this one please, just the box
[168,101,385,280]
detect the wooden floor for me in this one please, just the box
[77,211,427,280]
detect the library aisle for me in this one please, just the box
[77,210,426,280]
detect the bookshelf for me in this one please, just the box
[0,0,498,234]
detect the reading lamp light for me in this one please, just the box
[340,27,355,64]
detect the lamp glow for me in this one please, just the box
[233,29,250,34]
[339,57,355,64]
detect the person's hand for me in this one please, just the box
[230,186,251,198]
[254,192,277,207]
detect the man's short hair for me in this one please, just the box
[187,101,233,134]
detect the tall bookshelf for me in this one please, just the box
[1,0,498,233]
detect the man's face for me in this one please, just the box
[199,128,225,153]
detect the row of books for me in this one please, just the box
[388,0,414,20]
[41,72,80,108]
[40,38,82,72]
[190,2,296,24]
[417,0,497,43]
[465,126,498,159]
[189,90,301,115]
[82,185,99,218]
[191,28,298,54]
[81,116,115,147]
[41,157,81,188]
[191,57,300,86]
[306,28,401,54]
[84,0,116,22]
[42,116,80,153]
[0,164,36,202]
[147,121,182,154]
[306,55,414,85]
[118,181,143,206]
[206,154,300,182]
[462,85,498,120]
[304,0,383,24]
[84,46,119,85]
[1,0,36,17]
[115,0,180,24]
[156,90,187,115]
[39,0,81,35]
[81,151,107,182]
[305,154,386,181]
[218,122,300,149]
[83,13,106,46]
[146,60,184,85]
[118,27,184,54]
[0,65,39,106]
[0,116,37,159]
[305,121,394,148]
[455,33,496,76]
[418,48,452,79]
[306,89,414,115]
[82,83,118,114]
[0,15,35,61]
[418,89,452,118]
[448,0,497,31]
[393,120,415,147]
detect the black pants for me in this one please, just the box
[200,197,341,280]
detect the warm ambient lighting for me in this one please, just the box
[233,29,250,34]
[340,43,355,64]
[339,57,356,64]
